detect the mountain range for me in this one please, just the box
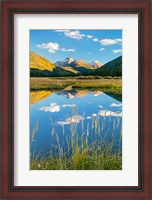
[55,57,94,74]
[30,51,122,77]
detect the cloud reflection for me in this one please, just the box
[39,103,60,113]
[62,104,76,108]
[110,103,122,107]
[57,115,84,125]
[98,110,122,117]
[87,116,91,119]
[98,105,103,108]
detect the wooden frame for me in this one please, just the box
[1,0,151,199]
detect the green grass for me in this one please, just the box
[30,77,122,94]
[30,108,122,170]
[31,148,122,170]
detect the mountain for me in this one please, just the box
[90,61,103,69]
[55,57,75,66]
[30,67,75,77]
[71,59,93,69]
[30,51,55,71]
[30,52,75,77]
[82,56,122,77]
[94,56,122,76]
[56,57,93,74]
[30,51,122,77]
[63,67,79,74]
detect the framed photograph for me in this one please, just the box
[1,0,151,199]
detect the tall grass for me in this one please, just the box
[30,108,122,170]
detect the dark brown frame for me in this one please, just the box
[1,0,151,199]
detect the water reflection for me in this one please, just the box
[30,89,122,157]
[30,90,53,105]
[30,89,121,105]
[39,103,60,112]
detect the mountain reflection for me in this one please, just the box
[56,89,103,99]
[30,89,122,105]
[104,92,122,102]
[30,90,53,105]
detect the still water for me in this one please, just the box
[30,89,122,158]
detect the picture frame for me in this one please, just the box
[1,0,151,199]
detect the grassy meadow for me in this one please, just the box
[30,77,122,94]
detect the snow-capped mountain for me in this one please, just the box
[90,61,103,69]
[55,57,75,67]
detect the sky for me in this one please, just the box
[30,29,122,64]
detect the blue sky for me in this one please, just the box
[30,30,122,64]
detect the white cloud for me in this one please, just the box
[98,110,122,117]
[110,103,122,107]
[87,35,93,39]
[39,103,60,113]
[64,30,85,40]
[99,48,105,51]
[112,49,122,53]
[36,42,59,53]
[55,30,85,40]
[115,39,122,43]
[100,38,122,46]
[57,115,84,125]
[92,38,98,42]
[48,49,56,53]
[87,35,99,42]
[62,104,76,108]
[60,48,76,52]
[55,30,70,32]
[37,42,76,53]
[37,42,59,50]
